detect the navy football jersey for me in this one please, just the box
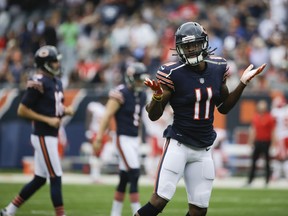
[109,84,147,137]
[156,56,229,148]
[21,73,64,136]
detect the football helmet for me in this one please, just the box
[175,22,209,66]
[34,45,62,76]
[125,62,148,92]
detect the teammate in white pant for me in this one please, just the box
[135,21,266,216]
[0,45,74,216]
[93,62,148,216]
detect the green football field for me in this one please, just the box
[1,183,288,216]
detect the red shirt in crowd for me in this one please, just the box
[252,112,276,141]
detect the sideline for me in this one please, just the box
[0,173,288,189]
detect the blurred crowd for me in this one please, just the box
[0,0,287,93]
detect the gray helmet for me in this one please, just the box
[125,62,148,91]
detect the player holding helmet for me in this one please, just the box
[93,62,148,216]
[1,45,74,216]
[135,22,266,216]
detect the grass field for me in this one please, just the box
[1,183,288,216]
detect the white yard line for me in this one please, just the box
[0,173,287,189]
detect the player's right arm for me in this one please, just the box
[145,78,171,121]
[17,103,60,128]
[93,98,120,151]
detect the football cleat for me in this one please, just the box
[0,208,14,216]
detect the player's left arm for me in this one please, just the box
[216,81,246,114]
[217,63,266,114]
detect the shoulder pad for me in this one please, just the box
[109,86,124,104]
[158,62,179,72]
[26,79,44,93]
[205,56,227,65]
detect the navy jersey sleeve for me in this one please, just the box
[155,62,178,91]
[21,76,44,108]
[206,56,229,83]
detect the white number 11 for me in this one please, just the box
[194,87,212,120]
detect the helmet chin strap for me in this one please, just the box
[44,63,60,76]
[178,46,204,66]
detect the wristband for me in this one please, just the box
[152,94,162,102]
[240,79,247,86]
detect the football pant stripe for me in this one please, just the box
[116,135,130,170]
[39,136,56,177]
[154,138,170,192]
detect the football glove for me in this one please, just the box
[144,78,163,96]
[240,63,266,85]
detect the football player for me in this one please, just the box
[134,22,266,216]
[271,96,288,180]
[1,45,74,216]
[84,100,116,182]
[93,62,148,216]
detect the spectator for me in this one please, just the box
[271,95,288,180]
[41,13,60,47]
[245,99,276,187]
[109,16,131,55]
[58,10,79,87]
[249,36,270,68]
[5,48,28,87]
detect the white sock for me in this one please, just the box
[110,200,123,216]
[131,202,141,215]
[89,156,101,181]
[6,203,18,214]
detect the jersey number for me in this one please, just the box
[55,91,64,117]
[133,104,140,126]
[194,87,212,120]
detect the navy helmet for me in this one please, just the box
[125,62,148,91]
[175,22,209,66]
[34,45,62,76]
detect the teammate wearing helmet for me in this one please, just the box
[1,45,74,216]
[93,62,148,216]
[135,22,266,216]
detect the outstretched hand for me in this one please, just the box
[144,78,163,96]
[240,63,267,85]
